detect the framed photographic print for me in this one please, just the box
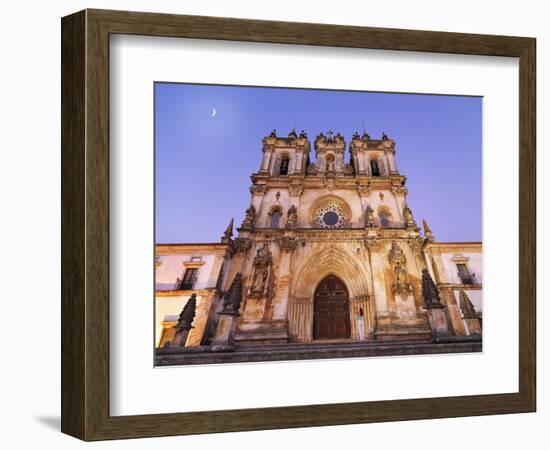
[61,9,536,441]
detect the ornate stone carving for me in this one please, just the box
[459,290,477,319]
[231,238,252,253]
[220,273,243,315]
[392,186,407,195]
[421,268,445,309]
[364,205,375,228]
[250,184,267,195]
[388,241,413,297]
[289,184,303,197]
[364,238,384,252]
[277,236,300,252]
[241,205,256,230]
[286,205,298,229]
[248,244,272,299]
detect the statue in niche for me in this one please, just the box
[286,205,298,229]
[249,244,272,299]
[326,158,335,171]
[241,205,256,230]
[388,241,413,297]
[403,205,415,225]
[364,206,375,227]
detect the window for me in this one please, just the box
[269,210,281,228]
[370,159,380,176]
[457,264,473,285]
[379,211,390,228]
[179,268,198,290]
[279,156,289,176]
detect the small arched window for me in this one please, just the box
[279,156,289,176]
[379,210,390,228]
[269,210,281,228]
[370,160,380,177]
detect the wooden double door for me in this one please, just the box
[313,275,351,340]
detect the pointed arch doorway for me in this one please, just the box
[313,275,351,340]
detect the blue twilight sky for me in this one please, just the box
[155,83,482,244]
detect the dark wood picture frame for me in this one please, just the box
[61,9,536,441]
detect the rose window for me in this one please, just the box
[313,201,349,228]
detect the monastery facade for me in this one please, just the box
[155,130,482,364]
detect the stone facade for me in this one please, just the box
[155,130,482,356]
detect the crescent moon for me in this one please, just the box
[211,108,217,117]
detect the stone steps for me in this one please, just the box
[155,339,481,366]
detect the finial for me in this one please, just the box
[423,219,434,241]
[459,290,477,318]
[421,268,444,309]
[221,218,234,243]
[221,273,243,315]
[176,293,197,330]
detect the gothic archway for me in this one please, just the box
[313,275,350,340]
[288,244,374,342]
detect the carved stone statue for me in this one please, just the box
[299,130,307,138]
[241,205,256,230]
[249,244,272,299]
[364,206,375,227]
[388,241,412,297]
[326,158,335,171]
[382,132,389,140]
[269,129,277,137]
[403,205,415,226]
[286,205,298,229]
